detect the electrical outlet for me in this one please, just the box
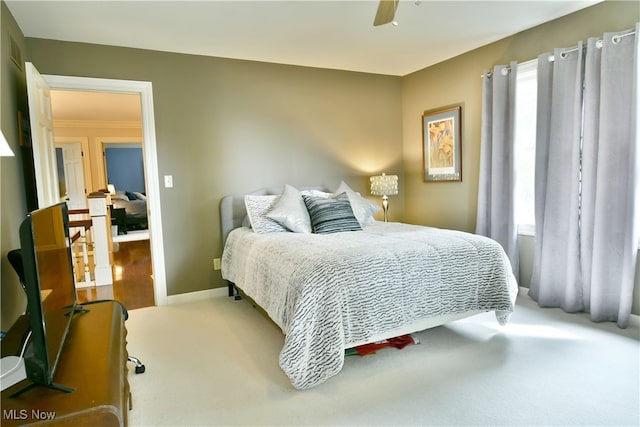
[213,258,221,270]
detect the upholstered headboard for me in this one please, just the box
[219,185,329,245]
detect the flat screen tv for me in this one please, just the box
[16,202,79,395]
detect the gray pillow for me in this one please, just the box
[267,184,312,233]
[303,192,362,234]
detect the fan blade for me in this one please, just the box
[373,0,399,26]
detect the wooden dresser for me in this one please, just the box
[1,301,130,426]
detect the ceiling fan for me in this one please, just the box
[373,0,399,26]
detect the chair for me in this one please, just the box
[8,249,27,313]
[6,249,145,374]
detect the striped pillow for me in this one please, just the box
[303,192,362,234]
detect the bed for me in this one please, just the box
[220,183,518,390]
[111,190,148,230]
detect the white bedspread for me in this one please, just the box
[221,222,518,389]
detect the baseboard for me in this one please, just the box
[167,287,228,305]
[519,286,640,329]
[629,313,640,329]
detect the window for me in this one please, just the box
[514,60,537,235]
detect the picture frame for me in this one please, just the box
[422,105,462,182]
[18,111,31,147]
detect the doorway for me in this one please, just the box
[52,91,154,309]
[42,73,167,307]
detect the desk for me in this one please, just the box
[1,301,130,426]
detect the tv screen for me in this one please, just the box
[18,202,77,393]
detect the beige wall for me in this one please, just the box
[1,1,29,329]
[20,38,403,300]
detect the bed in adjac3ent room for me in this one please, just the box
[220,182,518,390]
[111,190,148,230]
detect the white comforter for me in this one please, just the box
[221,222,518,389]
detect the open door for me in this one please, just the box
[57,142,87,210]
[26,62,60,208]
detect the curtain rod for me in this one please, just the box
[550,29,636,62]
[480,67,510,79]
[482,28,637,75]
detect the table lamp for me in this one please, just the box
[370,173,398,222]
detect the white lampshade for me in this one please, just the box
[0,130,15,157]
[107,184,116,195]
[370,173,398,196]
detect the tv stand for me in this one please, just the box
[9,380,74,399]
[71,305,91,315]
[1,301,131,426]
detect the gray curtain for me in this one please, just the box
[530,24,639,328]
[476,62,519,277]
[529,46,584,312]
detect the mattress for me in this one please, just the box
[222,221,518,389]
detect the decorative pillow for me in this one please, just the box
[112,191,129,201]
[244,195,288,233]
[125,191,138,201]
[133,191,147,200]
[267,184,312,233]
[303,192,362,234]
[300,189,332,198]
[335,181,381,226]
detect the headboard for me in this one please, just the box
[219,185,329,245]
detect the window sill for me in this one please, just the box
[517,224,535,236]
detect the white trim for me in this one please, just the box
[167,287,228,305]
[629,314,640,329]
[43,74,168,306]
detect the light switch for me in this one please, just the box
[164,175,173,188]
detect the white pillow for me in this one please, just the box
[244,195,288,233]
[133,191,147,200]
[335,181,380,226]
[267,184,312,233]
[300,189,332,198]
[112,191,129,201]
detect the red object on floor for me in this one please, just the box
[353,334,416,356]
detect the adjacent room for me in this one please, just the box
[0,1,638,426]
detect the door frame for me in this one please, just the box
[44,74,168,306]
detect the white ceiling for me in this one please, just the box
[7,0,602,77]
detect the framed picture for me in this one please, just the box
[18,111,31,147]
[422,105,462,182]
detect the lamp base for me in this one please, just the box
[382,196,389,222]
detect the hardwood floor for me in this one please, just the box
[76,239,155,310]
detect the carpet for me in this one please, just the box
[124,287,640,426]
